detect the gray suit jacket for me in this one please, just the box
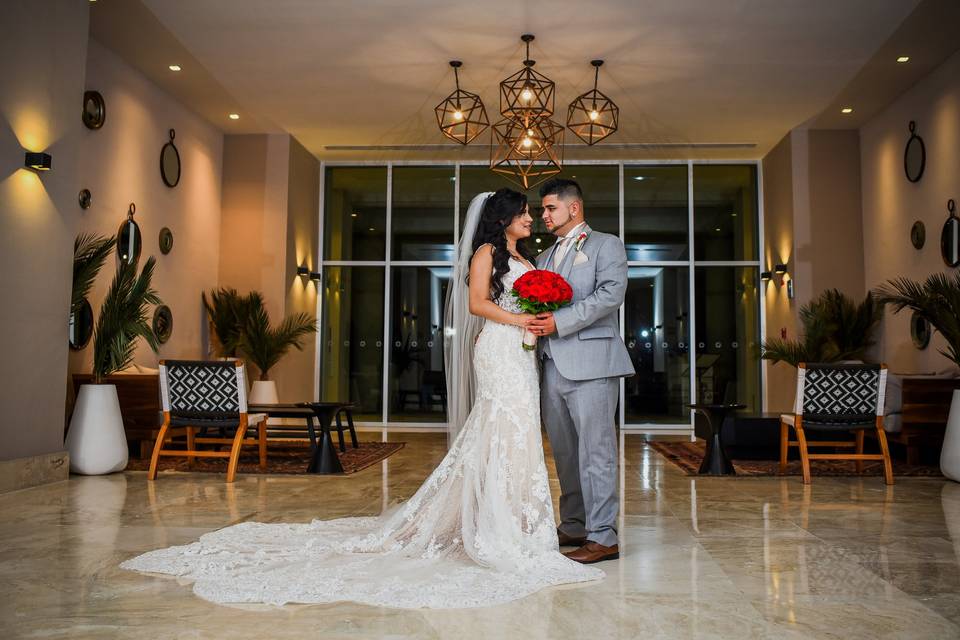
[536,224,636,381]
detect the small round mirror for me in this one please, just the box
[942,200,959,268]
[910,311,931,350]
[160,129,181,187]
[153,305,173,344]
[82,90,106,130]
[904,121,926,183]
[78,188,92,210]
[117,203,142,266]
[69,298,94,350]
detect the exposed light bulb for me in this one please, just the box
[520,87,533,102]
[526,129,534,136]
[453,110,464,121]
[522,137,533,148]
[589,110,599,121]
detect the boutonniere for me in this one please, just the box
[574,231,589,252]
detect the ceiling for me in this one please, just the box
[89,0,956,161]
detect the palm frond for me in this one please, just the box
[202,288,247,357]
[92,256,161,383]
[72,234,114,315]
[239,297,317,380]
[875,272,960,367]
[761,289,881,366]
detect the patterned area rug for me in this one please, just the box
[126,441,405,476]
[648,441,943,478]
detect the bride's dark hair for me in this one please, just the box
[470,188,537,301]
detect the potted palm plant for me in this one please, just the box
[240,292,316,405]
[762,289,881,366]
[875,273,960,480]
[202,287,250,358]
[66,248,161,475]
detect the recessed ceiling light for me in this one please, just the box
[228,113,240,120]
[351,212,358,218]
[368,227,375,232]
[168,65,181,72]
[896,56,910,63]
[715,227,721,232]
[841,107,854,114]
[633,176,645,181]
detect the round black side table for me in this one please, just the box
[688,403,746,475]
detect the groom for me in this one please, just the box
[528,178,635,564]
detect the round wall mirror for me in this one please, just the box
[153,305,173,344]
[911,311,931,350]
[942,200,959,268]
[160,128,181,188]
[911,220,925,249]
[117,203,142,266]
[904,120,926,183]
[69,299,94,350]
[82,90,106,130]
[78,188,92,210]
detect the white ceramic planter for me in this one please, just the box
[249,379,279,405]
[66,384,129,475]
[941,389,960,482]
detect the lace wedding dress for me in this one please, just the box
[121,257,604,609]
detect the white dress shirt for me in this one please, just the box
[552,222,587,268]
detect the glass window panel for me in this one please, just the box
[624,165,689,261]
[388,266,449,422]
[392,166,455,261]
[692,164,758,261]
[693,266,761,412]
[320,267,384,421]
[624,267,691,424]
[324,167,387,261]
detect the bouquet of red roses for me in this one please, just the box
[511,270,574,350]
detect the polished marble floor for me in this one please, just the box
[2,432,960,639]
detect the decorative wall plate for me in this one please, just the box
[82,90,106,130]
[910,220,925,249]
[78,188,92,210]
[153,305,173,344]
[159,227,174,254]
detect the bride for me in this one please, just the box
[120,190,604,609]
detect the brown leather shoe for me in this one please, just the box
[557,529,587,547]
[563,541,620,564]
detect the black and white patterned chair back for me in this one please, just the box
[159,360,248,420]
[794,363,887,425]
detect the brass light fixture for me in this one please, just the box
[435,61,489,145]
[567,60,619,145]
[499,34,555,125]
[490,116,564,189]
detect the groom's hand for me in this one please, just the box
[529,312,556,336]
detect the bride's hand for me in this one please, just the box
[516,313,536,328]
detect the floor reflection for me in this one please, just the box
[1,432,958,638]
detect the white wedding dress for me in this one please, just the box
[120,256,604,609]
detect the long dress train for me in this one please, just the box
[121,258,603,609]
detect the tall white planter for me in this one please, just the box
[66,384,129,475]
[941,390,960,482]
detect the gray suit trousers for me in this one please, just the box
[541,356,619,547]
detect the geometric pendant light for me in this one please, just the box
[499,34,555,126]
[567,60,619,145]
[490,116,564,189]
[435,61,489,145]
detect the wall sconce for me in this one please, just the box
[296,265,310,278]
[309,271,321,282]
[760,271,773,282]
[25,151,52,171]
[774,263,788,275]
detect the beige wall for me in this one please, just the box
[861,48,960,373]
[219,134,319,398]
[69,40,223,379]
[0,2,89,461]
[761,128,866,410]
